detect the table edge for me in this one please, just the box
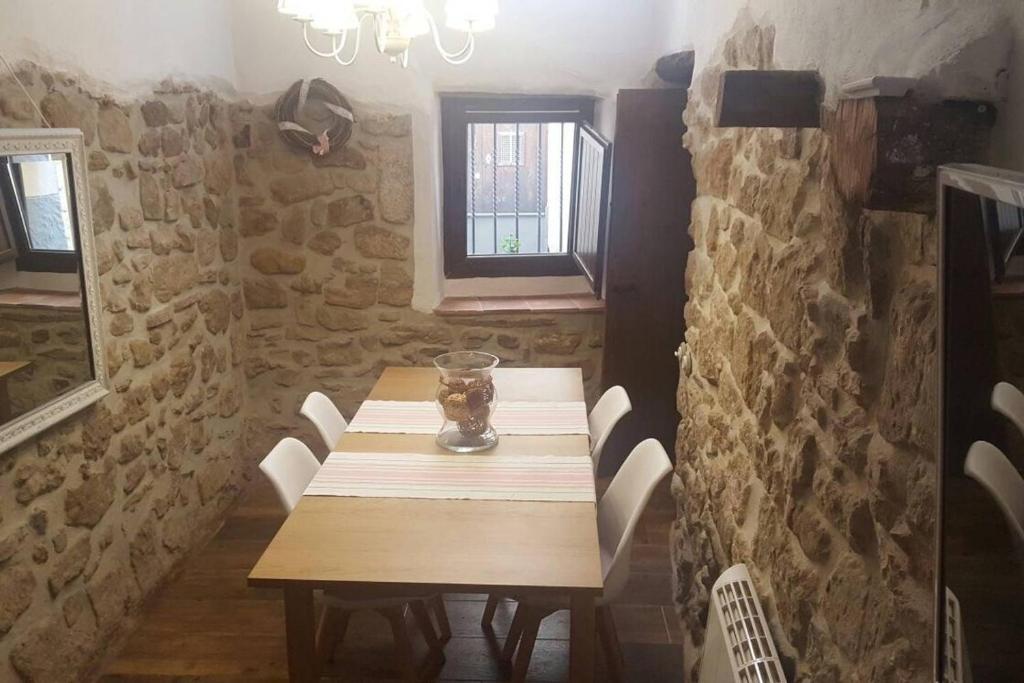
[246,576,604,595]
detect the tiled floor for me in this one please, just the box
[99,477,683,682]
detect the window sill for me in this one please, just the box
[434,294,604,317]
[0,288,81,312]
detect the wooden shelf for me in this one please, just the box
[991,279,1024,299]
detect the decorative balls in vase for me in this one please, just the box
[434,351,499,452]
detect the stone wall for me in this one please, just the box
[0,65,605,681]
[671,18,937,682]
[231,102,605,455]
[0,305,91,419]
[0,66,249,681]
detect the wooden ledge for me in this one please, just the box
[0,288,82,312]
[716,70,822,128]
[992,279,1024,299]
[434,294,605,317]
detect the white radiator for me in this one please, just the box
[699,564,786,683]
[944,587,971,683]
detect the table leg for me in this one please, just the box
[569,593,596,682]
[283,586,318,682]
[0,377,11,422]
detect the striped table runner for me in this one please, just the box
[304,452,597,502]
[346,400,590,436]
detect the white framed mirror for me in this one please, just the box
[0,128,108,452]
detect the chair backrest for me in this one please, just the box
[597,438,672,602]
[992,381,1024,439]
[259,437,321,513]
[588,385,631,473]
[300,391,348,452]
[964,440,1024,545]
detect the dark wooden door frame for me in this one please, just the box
[599,88,694,475]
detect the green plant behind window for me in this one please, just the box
[500,235,522,254]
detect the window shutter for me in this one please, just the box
[569,123,612,294]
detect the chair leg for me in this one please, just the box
[597,605,625,683]
[315,605,350,664]
[510,608,542,683]
[409,600,444,655]
[382,606,419,683]
[481,594,500,629]
[502,601,527,662]
[431,594,452,643]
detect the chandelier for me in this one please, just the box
[277,0,498,67]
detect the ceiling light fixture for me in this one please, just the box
[277,0,498,67]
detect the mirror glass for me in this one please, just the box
[940,168,1024,683]
[0,151,92,422]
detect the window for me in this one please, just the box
[441,94,611,288]
[495,130,524,167]
[0,154,78,273]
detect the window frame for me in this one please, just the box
[440,94,596,279]
[0,156,79,273]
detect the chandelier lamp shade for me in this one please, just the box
[276,0,498,67]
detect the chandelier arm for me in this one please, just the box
[302,23,345,58]
[373,13,389,54]
[423,13,476,64]
[334,21,363,66]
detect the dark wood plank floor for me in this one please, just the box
[99,477,684,682]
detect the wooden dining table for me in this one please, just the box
[248,366,603,682]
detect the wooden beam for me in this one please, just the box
[716,70,822,128]
[831,96,996,214]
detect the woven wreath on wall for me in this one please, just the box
[274,78,355,157]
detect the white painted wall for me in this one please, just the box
[230,0,683,308]
[0,0,237,95]
[675,0,1024,170]
[20,1,1023,303]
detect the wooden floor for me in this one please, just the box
[99,477,685,682]
[943,475,1024,683]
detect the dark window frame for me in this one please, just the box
[441,94,596,278]
[0,157,79,273]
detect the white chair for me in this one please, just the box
[300,391,349,453]
[258,438,449,679]
[492,438,672,682]
[259,437,322,514]
[479,386,634,630]
[964,440,1024,545]
[588,385,632,473]
[992,381,1024,439]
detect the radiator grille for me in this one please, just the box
[711,566,785,683]
[944,588,964,683]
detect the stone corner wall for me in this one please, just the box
[0,65,249,682]
[231,101,605,455]
[670,17,937,683]
[0,64,606,682]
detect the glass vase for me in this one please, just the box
[434,351,499,452]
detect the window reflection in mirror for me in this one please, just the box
[0,151,91,422]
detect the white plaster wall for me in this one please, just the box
[0,0,238,95]
[675,0,1024,170]
[992,1,1024,169]
[230,0,683,309]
